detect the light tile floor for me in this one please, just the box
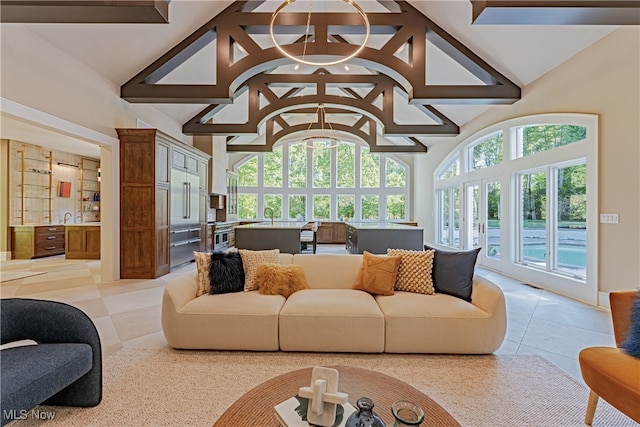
[0,245,616,384]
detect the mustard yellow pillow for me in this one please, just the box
[255,263,308,298]
[353,251,402,296]
[387,248,435,295]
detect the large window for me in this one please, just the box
[434,114,597,304]
[236,141,410,222]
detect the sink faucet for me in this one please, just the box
[264,207,274,225]
[64,212,72,224]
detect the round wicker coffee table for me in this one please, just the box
[213,365,460,426]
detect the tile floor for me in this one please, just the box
[0,245,616,384]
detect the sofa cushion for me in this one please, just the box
[255,263,308,298]
[376,291,498,353]
[1,343,92,419]
[291,254,363,289]
[279,289,384,352]
[239,249,280,292]
[209,251,245,295]
[387,248,435,295]
[353,251,401,296]
[171,291,286,350]
[424,246,481,302]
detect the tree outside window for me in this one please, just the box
[264,147,283,187]
[288,143,307,188]
[264,194,282,219]
[238,193,257,219]
[313,195,330,219]
[385,158,406,187]
[289,195,306,219]
[386,194,405,220]
[337,143,355,188]
[361,195,379,220]
[337,194,355,221]
[313,146,331,188]
[360,147,380,188]
[238,157,257,186]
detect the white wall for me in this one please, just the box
[414,27,640,295]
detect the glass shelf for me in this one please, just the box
[24,156,51,163]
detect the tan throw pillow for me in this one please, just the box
[255,263,308,298]
[387,248,435,295]
[239,249,280,291]
[194,251,212,297]
[353,251,402,296]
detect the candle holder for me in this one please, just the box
[389,400,424,427]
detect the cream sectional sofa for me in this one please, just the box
[161,254,507,354]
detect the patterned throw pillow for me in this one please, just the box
[194,251,212,297]
[387,248,435,295]
[239,249,280,292]
[255,263,308,298]
[353,251,402,296]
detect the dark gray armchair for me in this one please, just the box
[1,298,102,425]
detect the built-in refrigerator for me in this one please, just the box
[170,168,201,268]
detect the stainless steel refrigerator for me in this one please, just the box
[169,168,201,269]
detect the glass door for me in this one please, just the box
[464,179,502,268]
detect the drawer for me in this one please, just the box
[34,243,65,257]
[35,226,65,236]
[35,232,64,244]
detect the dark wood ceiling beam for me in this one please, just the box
[471,1,640,25]
[0,0,170,23]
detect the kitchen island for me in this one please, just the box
[234,221,307,254]
[346,222,424,254]
[65,223,100,259]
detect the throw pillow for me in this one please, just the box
[255,263,308,298]
[387,248,435,295]
[239,249,280,292]
[622,291,640,358]
[194,251,212,297]
[424,245,481,302]
[353,251,402,296]
[209,251,245,295]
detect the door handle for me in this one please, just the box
[187,183,191,219]
[183,182,188,219]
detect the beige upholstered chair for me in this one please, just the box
[300,222,318,254]
[578,291,640,425]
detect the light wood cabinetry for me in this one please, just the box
[117,129,171,279]
[11,225,65,259]
[14,145,53,225]
[80,158,101,223]
[316,221,347,244]
[65,225,100,259]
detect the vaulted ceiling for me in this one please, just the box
[4,0,619,154]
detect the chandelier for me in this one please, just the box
[269,0,370,67]
[302,104,340,149]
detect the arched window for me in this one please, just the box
[433,114,597,304]
[236,140,410,222]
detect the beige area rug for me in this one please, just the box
[0,271,45,283]
[17,348,639,427]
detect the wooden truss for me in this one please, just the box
[121,0,521,152]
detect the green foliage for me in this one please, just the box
[471,132,503,170]
[386,194,405,219]
[522,125,586,156]
[385,158,406,187]
[264,194,282,218]
[361,195,379,220]
[288,143,307,188]
[238,193,257,219]
[313,146,331,188]
[337,194,355,220]
[438,157,459,180]
[558,163,586,222]
[337,143,355,188]
[264,147,283,188]
[313,195,330,219]
[289,195,306,219]
[238,157,257,187]
[360,147,380,188]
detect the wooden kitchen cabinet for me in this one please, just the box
[65,225,100,259]
[316,221,347,244]
[11,225,65,259]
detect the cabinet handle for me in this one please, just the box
[47,228,57,231]
[47,236,56,240]
[47,246,57,250]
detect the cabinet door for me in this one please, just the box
[333,222,347,243]
[156,142,171,186]
[316,224,333,243]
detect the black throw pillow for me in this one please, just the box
[424,245,481,302]
[209,251,245,295]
